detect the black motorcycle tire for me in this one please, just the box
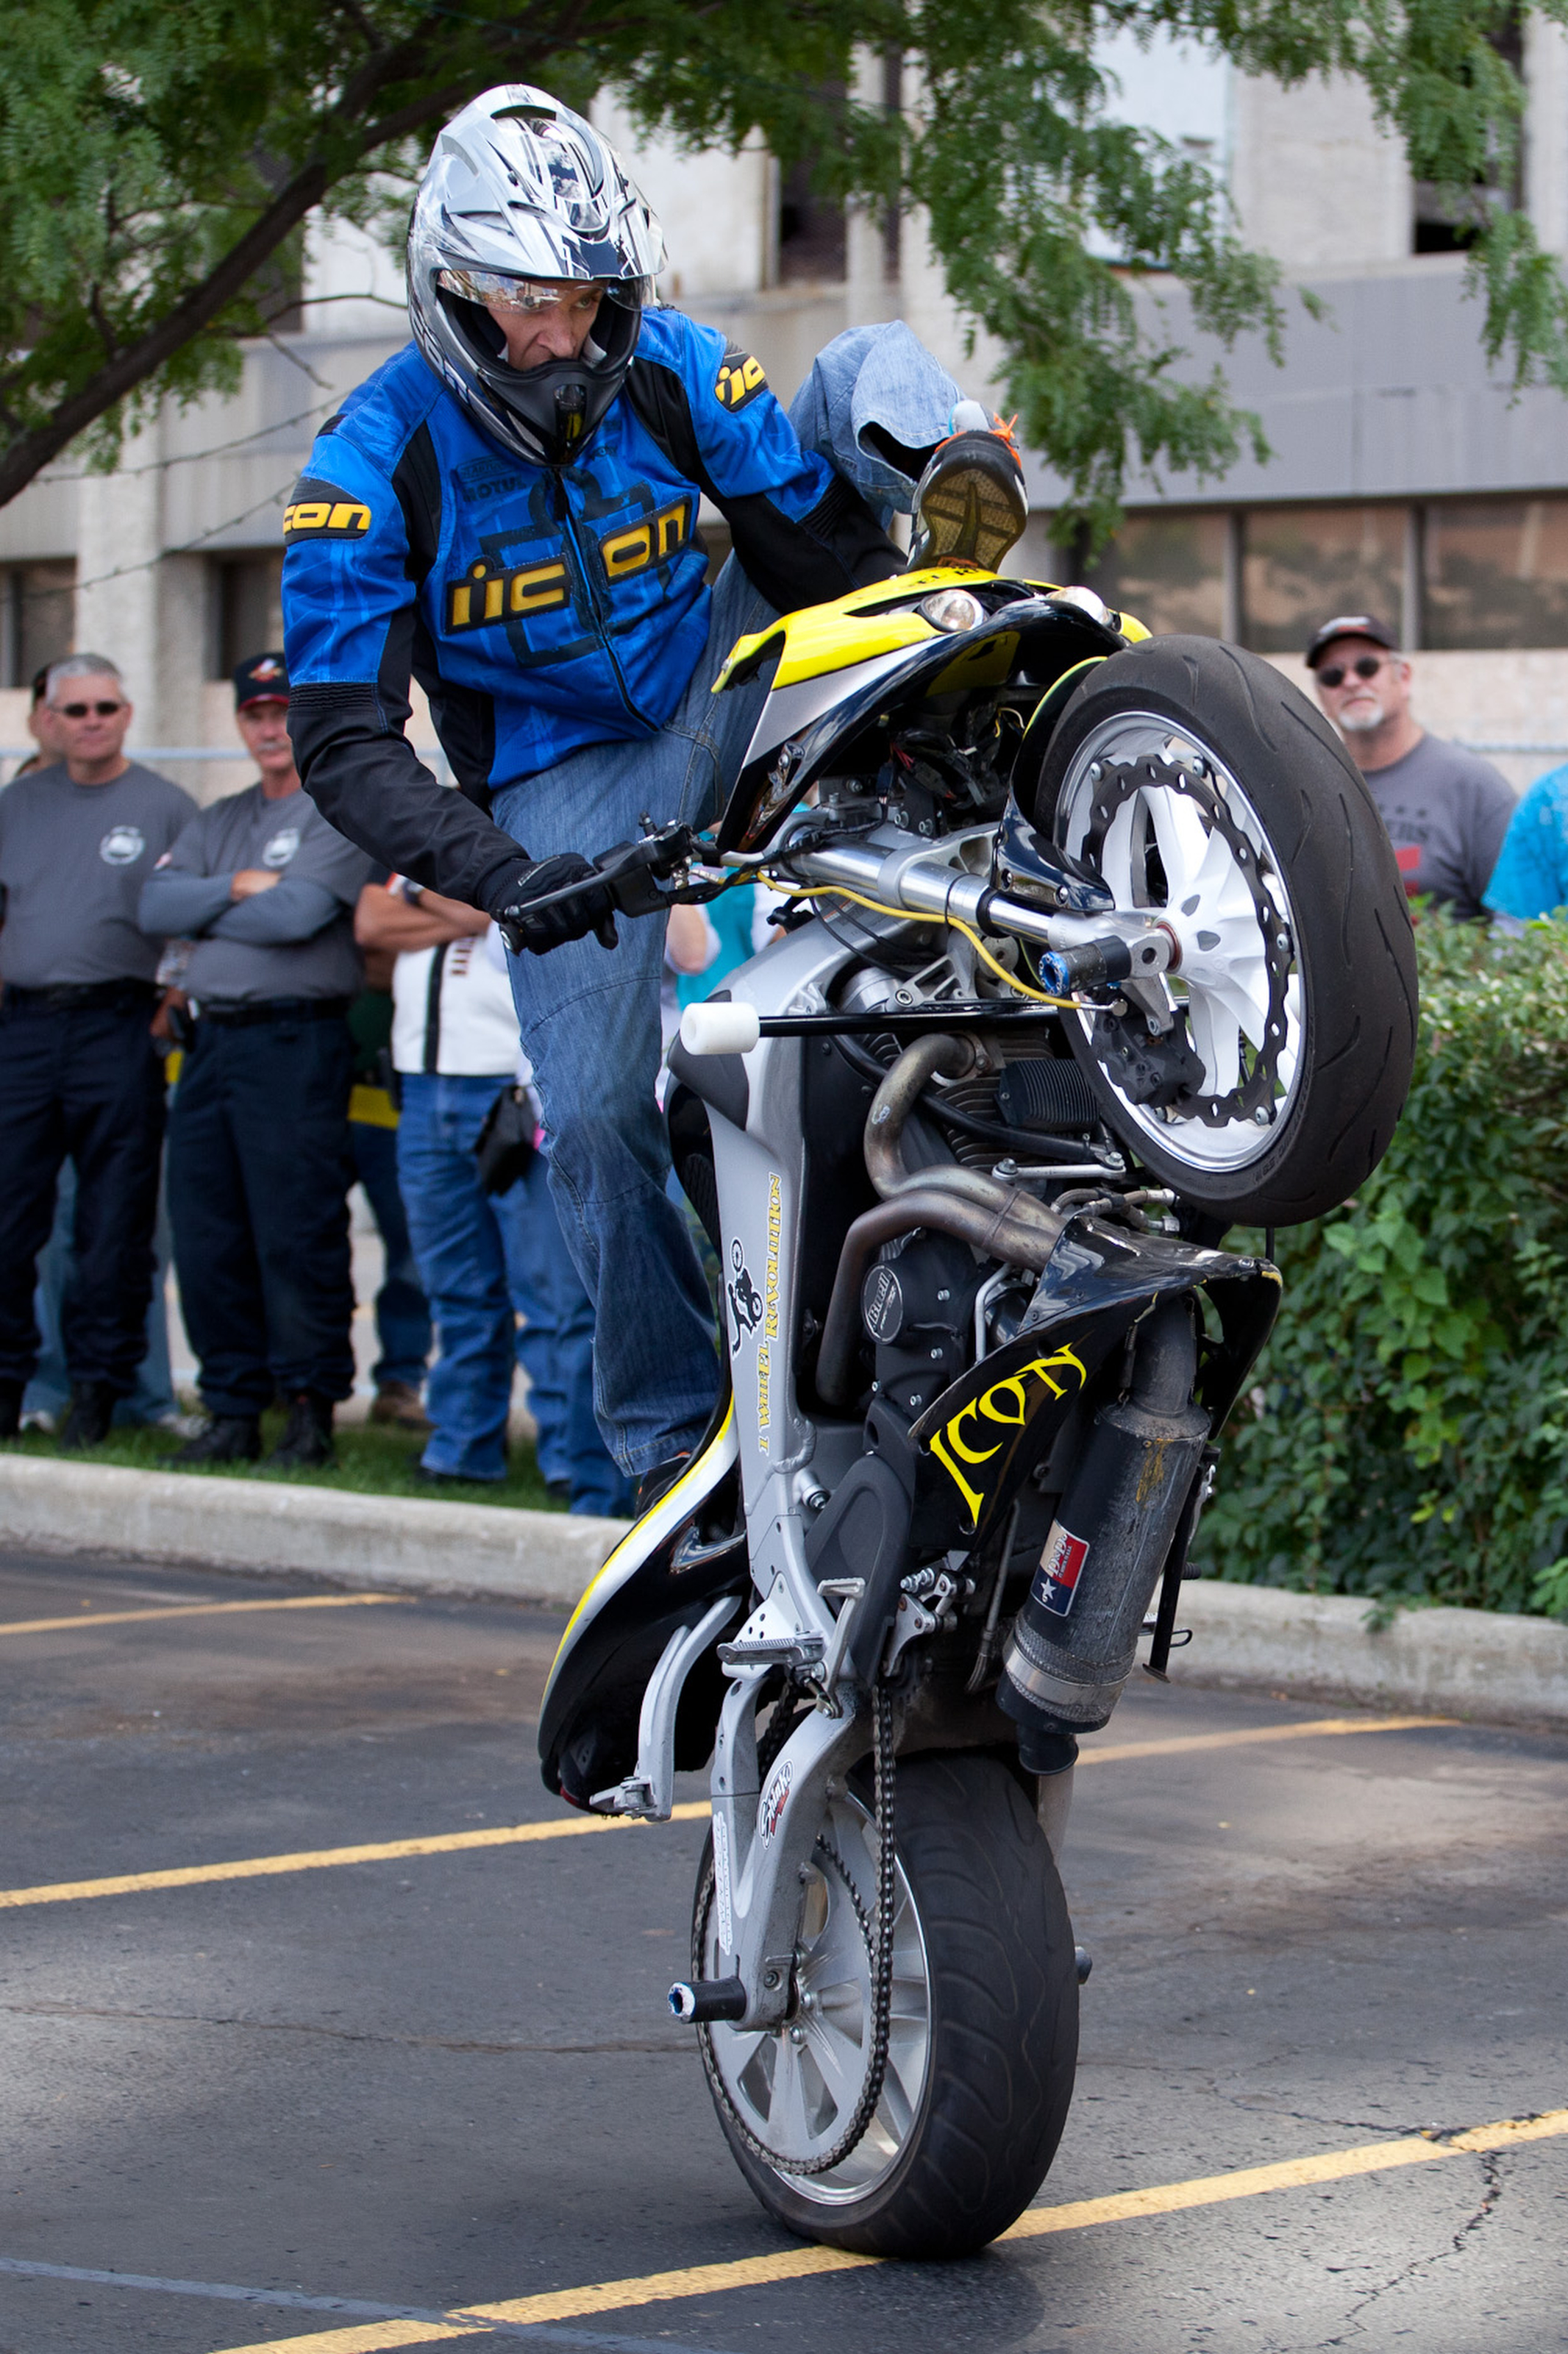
[699,1752,1079,2258]
[1034,636,1418,1227]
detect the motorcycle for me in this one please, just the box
[532,563,1416,2256]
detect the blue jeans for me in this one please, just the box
[350,1115,432,1388]
[493,326,962,1477]
[396,1073,628,1511]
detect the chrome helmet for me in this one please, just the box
[407,86,664,466]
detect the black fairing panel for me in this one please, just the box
[905,1220,1280,1548]
[537,1511,749,1806]
[716,597,1125,853]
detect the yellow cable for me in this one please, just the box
[777,881,1075,1009]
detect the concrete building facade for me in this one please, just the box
[7,44,1568,792]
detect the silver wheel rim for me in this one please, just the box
[1052,708,1305,1173]
[702,1791,932,2203]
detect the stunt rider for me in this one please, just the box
[282,84,1027,1505]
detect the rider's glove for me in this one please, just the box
[490,854,619,956]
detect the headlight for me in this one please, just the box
[1051,586,1111,625]
[919,588,986,634]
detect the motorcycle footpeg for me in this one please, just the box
[1075,1946,1094,1985]
[669,1976,748,2024]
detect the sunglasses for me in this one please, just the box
[1316,655,1389,689]
[56,699,125,719]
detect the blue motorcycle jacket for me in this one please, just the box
[282,306,902,911]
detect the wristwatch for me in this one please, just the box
[396,876,426,904]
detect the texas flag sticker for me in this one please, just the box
[1032,1523,1091,1618]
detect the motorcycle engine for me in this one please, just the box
[860,1232,982,1418]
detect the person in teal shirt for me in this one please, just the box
[1486,764,1568,925]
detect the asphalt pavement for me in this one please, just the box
[1,1544,1564,2354]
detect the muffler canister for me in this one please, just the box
[999,1297,1208,1757]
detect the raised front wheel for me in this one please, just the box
[1035,636,1418,1226]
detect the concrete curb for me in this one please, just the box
[3,1458,1567,1729]
[1177,1579,1568,1729]
[0,1455,627,1611]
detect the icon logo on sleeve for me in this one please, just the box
[283,478,372,542]
[99,825,146,867]
[261,828,300,869]
[715,346,766,413]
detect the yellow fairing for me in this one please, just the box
[714,568,1149,697]
[713,565,992,694]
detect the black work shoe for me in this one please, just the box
[268,1391,335,1469]
[545,1477,572,1507]
[57,1382,118,1451]
[909,403,1029,572]
[413,1465,486,1492]
[0,1379,21,1440]
[633,1453,691,1518]
[172,1415,263,1467]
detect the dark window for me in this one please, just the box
[1423,497,1568,649]
[211,552,285,678]
[777,83,848,283]
[0,561,75,690]
[1414,4,1522,251]
[1087,511,1227,638]
[1242,505,1405,652]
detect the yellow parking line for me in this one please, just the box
[0,1714,1453,1913]
[210,2106,1568,2351]
[1080,1713,1452,1765]
[0,1594,402,1639]
[0,1803,714,1911]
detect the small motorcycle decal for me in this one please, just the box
[925,1344,1089,1526]
[1033,1523,1091,1618]
[760,1758,792,1843]
[727,1239,764,1355]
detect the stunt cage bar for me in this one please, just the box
[510,817,1180,1011]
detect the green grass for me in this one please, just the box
[1,1412,563,1512]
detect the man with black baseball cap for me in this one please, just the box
[139,652,373,1467]
[1306,613,1513,919]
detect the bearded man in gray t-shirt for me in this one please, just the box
[1306,614,1514,921]
[0,655,195,1448]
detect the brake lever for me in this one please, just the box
[592,822,699,917]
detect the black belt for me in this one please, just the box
[4,978,157,1013]
[198,996,351,1029]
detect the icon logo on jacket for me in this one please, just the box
[715,347,767,412]
[99,825,145,867]
[283,478,372,541]
[261,828,300,869]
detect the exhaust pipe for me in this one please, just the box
[999,1295,1208,1760]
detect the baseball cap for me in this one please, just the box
[1304,614,1399,671]
[233,651,290,708]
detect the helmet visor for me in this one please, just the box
[437,268,647,316]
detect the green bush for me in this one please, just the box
[1195,910,1568,1618]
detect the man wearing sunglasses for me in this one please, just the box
[1306,612,1514,919]
[282,82,1026,1509]
[0,654,195,1448]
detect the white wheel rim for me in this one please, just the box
[1052,709,1305,1174]
[702,1791,931,2203]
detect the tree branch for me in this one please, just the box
[0,0,594,508]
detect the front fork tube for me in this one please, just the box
[709,1670,871,2030]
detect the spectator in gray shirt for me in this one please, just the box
[1307,613,1514,920]
[0,655,194,1448]
[139,653,372,1469]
